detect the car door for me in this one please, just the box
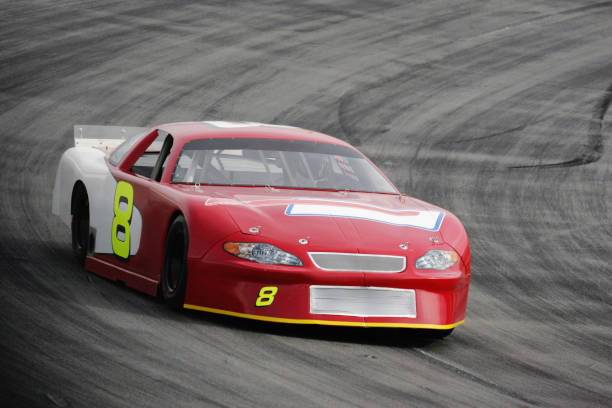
[105,130,175,289]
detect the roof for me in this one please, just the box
[156,121,350,146]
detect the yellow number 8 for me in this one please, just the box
[255,286,278,307]
[112,181,134,259]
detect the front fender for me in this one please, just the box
[438,211,470,273]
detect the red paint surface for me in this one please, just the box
[85,122,470,326]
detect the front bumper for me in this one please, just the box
[183,246,470,329]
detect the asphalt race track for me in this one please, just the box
[1,1,611,407]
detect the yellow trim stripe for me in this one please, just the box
[183,304,464,329]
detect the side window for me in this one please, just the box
[129,132,165,178]
[129,131,173,180]
[130,152,160,177]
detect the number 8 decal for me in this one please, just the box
[112,181,134,259]
[255,286,278,307]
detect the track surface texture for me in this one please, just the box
[1,1,611,407]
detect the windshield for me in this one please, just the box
[171,138,397,194]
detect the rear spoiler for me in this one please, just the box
[74,125,149,151]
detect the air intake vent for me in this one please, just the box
[308,252,406,273]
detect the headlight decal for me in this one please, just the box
[415,249,459,270]
[223,242,303,266]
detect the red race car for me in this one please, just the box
[53,121,470,336]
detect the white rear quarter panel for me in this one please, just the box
[52,147,142,255]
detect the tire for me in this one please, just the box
[160,215,189,309]
[424,328,454,339]
[71,183,90,265]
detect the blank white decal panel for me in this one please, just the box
[286,203,444,231]
[203,121,295,129]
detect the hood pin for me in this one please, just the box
[299,238,309,245]
[248,226,260,234]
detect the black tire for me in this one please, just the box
[160,215,189,309]
[424,328,454,339]
[71,183,90,265]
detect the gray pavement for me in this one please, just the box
[0,1,611,406]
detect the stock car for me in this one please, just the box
[52,121,470,336]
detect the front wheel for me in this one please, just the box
[160,215,189,309]
[423,328,454,339]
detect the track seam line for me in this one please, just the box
[412,348,540,406]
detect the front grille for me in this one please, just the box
[310,286,416,317]
[308,252,406,273]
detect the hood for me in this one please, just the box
[198,187,446,255]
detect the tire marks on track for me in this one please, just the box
[511,82,612,168]
[1,1,612,407]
